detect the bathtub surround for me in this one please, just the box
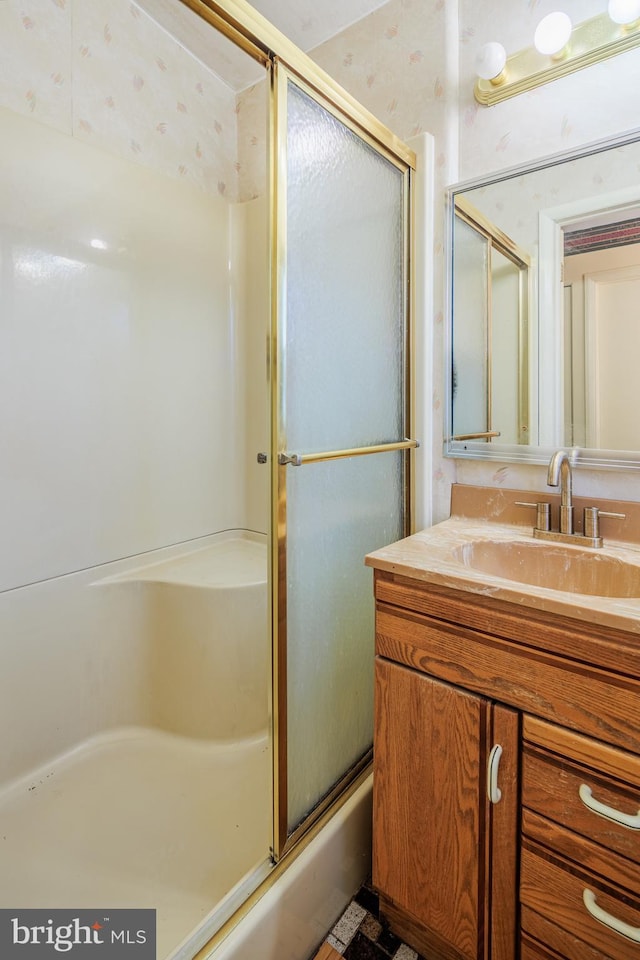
[0,535,270,959]
[0,101,269,783]
[0,3,271,954]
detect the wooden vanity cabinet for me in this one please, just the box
[371,569,640,960]
[374,658,518,960]
[521,717,640,960]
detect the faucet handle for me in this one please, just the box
[583,507,625,540]
[515,500,551,531]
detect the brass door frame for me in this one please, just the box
[452,195,531,445]
[181,0,415,167]
[180,0,417,866]
[271,61,415,858]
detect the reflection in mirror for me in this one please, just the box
[451,197,530,445]
[563,219,640,450]
[446,128,640,467]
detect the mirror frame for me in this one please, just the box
[445,125,640,472]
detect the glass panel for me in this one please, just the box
[286,452,404,831]
[452,216,488,438]
[491,249,521,444]
[0,3,271,956]
[282,78,409,836]
[285,82,406,453]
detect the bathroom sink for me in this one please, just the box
[454,539,640,598]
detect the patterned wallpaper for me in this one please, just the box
[310,0,640,518]
[0,0,265,202]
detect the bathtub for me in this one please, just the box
[196,773,373,960]
[0,532,272,960]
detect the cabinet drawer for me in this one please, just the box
[523,747,640,863]
[521,844,640,960]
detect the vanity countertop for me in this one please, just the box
[366,484,640,635]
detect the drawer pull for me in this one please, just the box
[579,783,640,831]
[487,744,503,804]
[583,889,640,943]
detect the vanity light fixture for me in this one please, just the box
[533,11,572,57]
[608,0,640,25]
[474,5,640,105]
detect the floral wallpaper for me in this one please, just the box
[0,0,265,202]
[310,0,640,519]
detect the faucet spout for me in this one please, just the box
[547,450,573,534]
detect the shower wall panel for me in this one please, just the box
[0,2,269,789]
[0,107,240,592]
[230,197,270,536]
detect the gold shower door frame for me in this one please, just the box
[181,0,416,867]
[270,61,416,859]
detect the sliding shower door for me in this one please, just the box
[271,66,415,853]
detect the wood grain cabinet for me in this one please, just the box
[371,569,640,960]
[374,659,518,960]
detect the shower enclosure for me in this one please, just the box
[0,1,416,957]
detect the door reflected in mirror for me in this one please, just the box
[563,226,640,450]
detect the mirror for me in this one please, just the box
[446,127,640,468]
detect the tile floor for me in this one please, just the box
[312,882,428,960]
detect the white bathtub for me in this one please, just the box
[199,774,373,960]
[0,533,272,959]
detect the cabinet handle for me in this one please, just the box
[583,889,640,943]
[579,783,640,831]
[487,744,503,804]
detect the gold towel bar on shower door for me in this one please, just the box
[278,438,420,466]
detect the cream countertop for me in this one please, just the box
[366,487,640,635]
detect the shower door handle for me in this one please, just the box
[278,438,419,466]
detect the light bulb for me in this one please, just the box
[534,12,572,57]
[608,0,640,24]
[475,42,507,82]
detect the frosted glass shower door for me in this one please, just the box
[273,69,415,850]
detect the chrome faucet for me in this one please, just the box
[547,449,573,535]
[516,448,626,547]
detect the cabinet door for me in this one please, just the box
[373,657,517,960]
